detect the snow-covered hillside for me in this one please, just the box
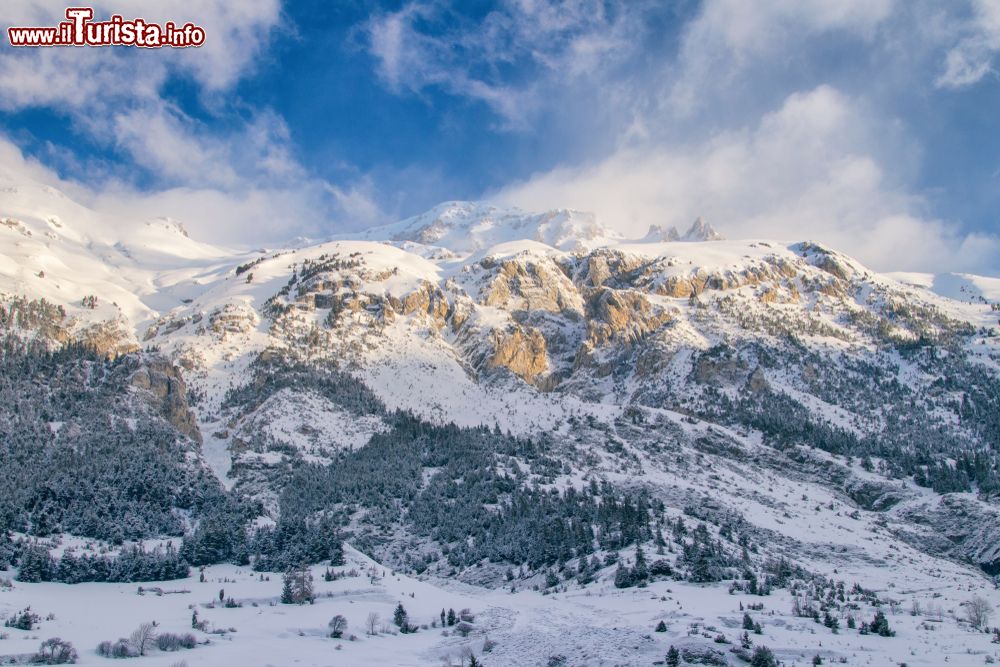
[2,183,1000,665]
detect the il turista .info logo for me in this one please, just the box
[8,7,206,48]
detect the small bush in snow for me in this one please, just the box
[97,638,134,658]
[5,607,41,631]
[156,633,197,651]
[30,637,77,664]
[328,615,347,639]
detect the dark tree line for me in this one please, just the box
[0,336,225,542]
[14,541,188,583]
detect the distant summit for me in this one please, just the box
[681,217,724,241]
[641,217,724,243]
[642,224,680,242]
[362,201,620,254]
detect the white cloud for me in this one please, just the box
[0,0,282,95]
[92,182,335,246]
[474,0,999,275]
[668,0,895,114]
[1,0,996,273]
[0,131,356,246]
[107,104,304,190]
[0,1,288,191]
[325,180,384,227]
[110,104,239,188]
[937,0,1000,87]
[0,0,385,242]
[363,0,646,127]
[493,86,999,274]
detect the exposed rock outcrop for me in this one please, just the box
[130,358,202,443]
[398,281,450,325]
[480,257,583,314]
[844,477,907,512]
[210,304,259,336]
[77,320,137,359]
[585,288,671,347]
[486,326,549,386]
[892,495,1000,575]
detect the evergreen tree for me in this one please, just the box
[447,608,457,626]
[280,573,294,604]
[633,545,648,584]
[393,603,409,631]
[869,610,893,637]
[280,565,313,604]
[750,645,778,667]
[666,645,680,667]
[654,528,666,553]
[614,562,634,589]
[16,544,53,583]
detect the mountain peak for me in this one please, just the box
[146,217,190,238]
[681,216,724,241]
[642,224,681,242]
[637,218,723,243]
[364,200,619,254]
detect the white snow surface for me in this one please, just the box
[1,536,998,666]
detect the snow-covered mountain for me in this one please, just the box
[3,183,1000,666]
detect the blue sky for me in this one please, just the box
[0,0,998,274]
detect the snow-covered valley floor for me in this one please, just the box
[2,545,998,666]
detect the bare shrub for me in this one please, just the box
[963,596,993,630]
[32,637,77,664]
[328,615,348,639]
[365,612,380,636]
[129,623,156,656]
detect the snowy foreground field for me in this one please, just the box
[1,546,998,666]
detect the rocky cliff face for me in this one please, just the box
[1,295,138,357]
[130,358,202,443]
[895,495,1000,574]
[486,325,549,386]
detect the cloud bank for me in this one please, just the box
[494,86,999,274]
[0,0,997,275]
[0,0,383,244]
[358,0,997,275]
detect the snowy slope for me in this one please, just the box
[0,174,255,337]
